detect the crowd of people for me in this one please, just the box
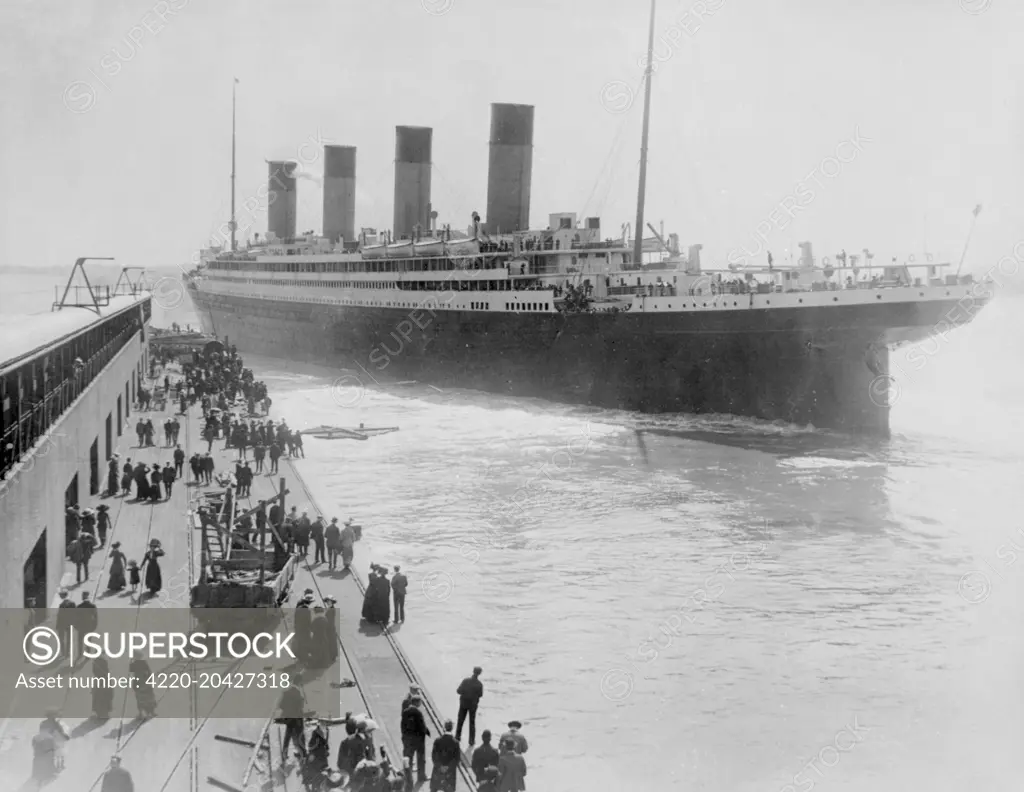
[49,339,531,791]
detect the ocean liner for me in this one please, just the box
[185,4,992,434]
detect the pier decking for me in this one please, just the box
[0,370,474,791]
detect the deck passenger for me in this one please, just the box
[391,566,408,624]
[400,698,430,786]
[142,540,164,596]
[430,720,460,792]
[471,731,500,783]
[325,518,342,570]
[456,666,484,746]
[340,520,355,569]
[496,739,527,792]
[97,504,110,547]
[162,463,176,498]
[311,516,326,564]
[279,674,308,760]
[499,721,528,755]
[99,755,134,792]
[107,542,127,591]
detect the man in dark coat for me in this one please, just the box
[310,516,326,564]
[133,462,149,500]
[471,731,500,783]
[430,720,460,792]
[325,518,342,570]
[77,592,98,659]
[336,720,365,779]
[256,502,268,542]
[161,463,176,497]
[269,441,281,474]
[392,565,408,624]
[55,590,75,663]
[68,534,94,584]
[253,443,266,473]
[400,698,430,785]
[100,755,134,792]
[294,591,314,665]
[294,512,311,559]
[456,666,484,746]
[278,675,307,760]
[240,462,253,496]
[173,445,185,478]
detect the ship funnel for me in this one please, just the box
[323,145,356,244]
[267,161,297,241]
[485,103,534,234]
[393,126,432,240]
[799,241,814,269]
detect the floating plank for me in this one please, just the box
[206,777,242,792]
[307,428,368,441]
[306,425,399,441]
[214,735,258,748]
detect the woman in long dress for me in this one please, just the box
[106,460,118,496]
[107,542,127,591]
[149,466,162,502]
[96,504,111,547]
[361,568,379,621]
[142,542,164,596]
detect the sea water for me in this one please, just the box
[6,271,1022,791]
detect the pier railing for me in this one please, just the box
[1,317,142,484]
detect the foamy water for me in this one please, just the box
[7,271,1024,791]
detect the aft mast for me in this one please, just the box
[230,77,239,252]
[632,0,657,269]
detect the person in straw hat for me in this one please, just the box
[95,504,111,547]
[142,539,164,596]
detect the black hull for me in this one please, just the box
[185,287,977,434]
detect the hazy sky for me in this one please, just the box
[2,0,1021,277]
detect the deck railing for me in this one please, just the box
[1,322,141,484]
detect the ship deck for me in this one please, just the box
[0,367,474,790]
[0,295,148,371]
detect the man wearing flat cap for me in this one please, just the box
[499,721,528,755]
[456,666,484,746]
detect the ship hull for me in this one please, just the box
[185,285,986,434]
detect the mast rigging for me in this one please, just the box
[632,0,657,269]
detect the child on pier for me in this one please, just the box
[127,560,140,594]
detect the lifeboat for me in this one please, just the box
[446,239,481,257]
[385,241,414,259]
[413,238,446,256]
